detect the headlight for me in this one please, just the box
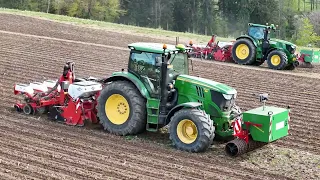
[286,44,296,54]
[223,94,233,100]
[291,45,296,53]
[211,90,236,112]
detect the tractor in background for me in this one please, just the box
[13,42,290,156]
[232,23,299,70]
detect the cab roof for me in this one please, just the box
[248,23,277,30]
[128,42,192,54]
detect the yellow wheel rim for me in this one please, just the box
[235,44,250,60]
[177,119,198,144]
[271,55,281,66]
[105,94,130,125]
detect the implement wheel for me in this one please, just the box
[267,50,288,70]
[23,104,34,115]
[97,80,146,135]
[169,108,214,152]
[232,38,256,65]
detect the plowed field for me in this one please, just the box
[0,13,319,180]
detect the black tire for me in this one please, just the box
[23,104,33,115]
[14,105,22,112]
[37,106,49,114]
[266,50,288,70]
[97,80,146,136]
[169,108,215,152]
[232,38,256,65]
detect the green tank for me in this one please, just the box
[242,106,289,143]
[300,49,320,63]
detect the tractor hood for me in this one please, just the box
[176,75,237,95]
[270,38,296,47]
[269,38,297,54]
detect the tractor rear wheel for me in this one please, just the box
[97,80,146,136]
[267,50,288,70]
[232,38,256,65]
[169,108,214,152]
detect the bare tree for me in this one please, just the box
[47,0,50,13]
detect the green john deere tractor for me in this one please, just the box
[232,23,299,70]
[97,42,290,156]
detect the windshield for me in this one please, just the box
[168,53,187,75]
[248,26,266,40]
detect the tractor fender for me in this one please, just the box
[165,102,202,125]
[236,35,257,47]
[266,48,277,54]
[263,48,277,59]
[103,71,150,99]
[266,48,286,56]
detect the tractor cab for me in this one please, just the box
[127,42,190,98]
[247,23,276,41]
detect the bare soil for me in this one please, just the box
[0,13,319,180]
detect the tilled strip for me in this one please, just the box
[0,112,295,180]
[0,155,66,179]
[0,164,41,180]
[0,141,153,180]
[0,119,253,180]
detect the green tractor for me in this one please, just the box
[232,23,299,70]
[97,42,290,156]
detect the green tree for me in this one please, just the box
[172,0,190,32]
[296,17,319,46]
[66,0,124,22]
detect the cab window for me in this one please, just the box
[248,27,265,40]
[128,50,161,98]
[168,53,187,75]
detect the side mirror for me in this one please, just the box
[155,57,162,67]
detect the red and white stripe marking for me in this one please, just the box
[233,117,242,135]
[269,116,272,141]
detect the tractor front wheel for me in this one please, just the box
[232,38,256,65]
[97,80,146,136]
[267,50,288,70]
[169,108,214,152]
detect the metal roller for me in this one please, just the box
[225,138,248,157]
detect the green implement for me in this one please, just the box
[297,49,320,68]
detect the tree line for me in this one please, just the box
[0,0,319,47]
